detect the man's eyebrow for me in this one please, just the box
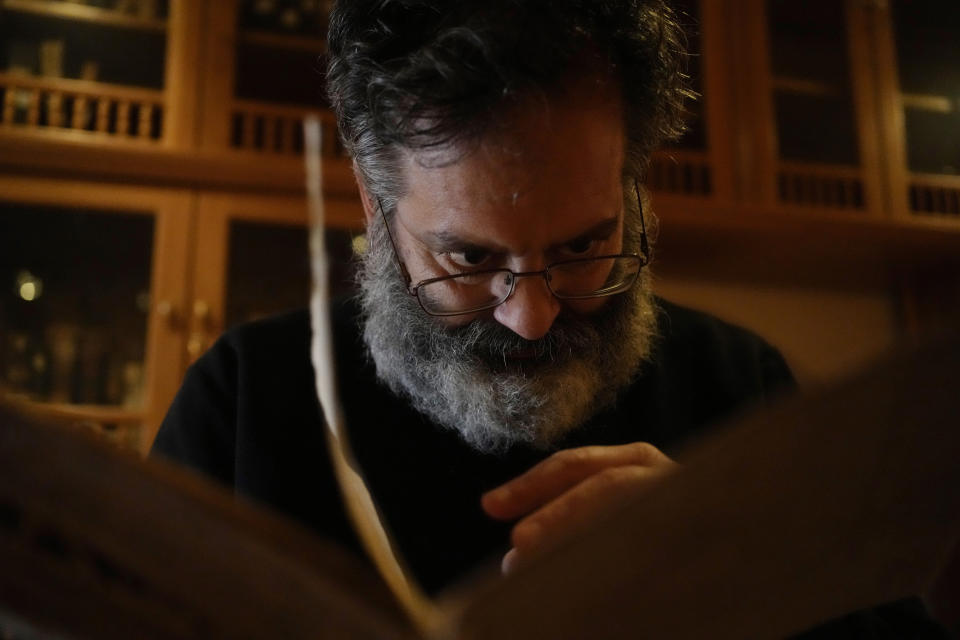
[422,215,620,253]
[423,230,509,254]
[550,216,620,248]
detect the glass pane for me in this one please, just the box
[0,204,154,407]
[0,4,168,89]
[892,1,960,176]
[768,0,859,165]
[234,0,331,106]
[235,44,328,106]
[238,0,332,38]
[225,221,358,329]
[768,0,849,86]
[775,92,859,165]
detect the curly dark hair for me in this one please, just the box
[326,0,690,212]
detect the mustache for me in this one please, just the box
[421,304,621,368]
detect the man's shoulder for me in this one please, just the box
[653,298,786,367]
[647,297,796,406]
[654,297,767,349]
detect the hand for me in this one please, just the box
[482,442,679,574]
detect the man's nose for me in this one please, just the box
[492,274,561,341]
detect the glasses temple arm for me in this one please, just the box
[376,197,414,288]
[633,179,651,259]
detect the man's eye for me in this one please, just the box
[563,237,596,255]
[446,249,491,268]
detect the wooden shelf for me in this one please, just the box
[651,195,960,287]
[0,127,362,197]
[1,0,166,31]
[1,394,143,425]
[239,29,326,53]
[771,76,844,98]
[0,70,164,102]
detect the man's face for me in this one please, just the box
[391,85,627,340]
[358,80,658,452]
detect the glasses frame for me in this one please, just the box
[377,178,651,317]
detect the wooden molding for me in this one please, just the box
[1,0,166,31]
[0,128,360,195]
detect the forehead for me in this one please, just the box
[396,82,625,252]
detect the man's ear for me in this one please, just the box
[353,163,377,227]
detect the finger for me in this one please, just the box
[482,442,674,520]
[510,465,652,553]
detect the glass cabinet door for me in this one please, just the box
[188,192,363,364]
[0,177,192,452]
[1,205,153,407]
[741,0,884,212]
[882,1,960,218]
[224,219,356,329]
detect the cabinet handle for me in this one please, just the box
[188,300,213,359]
[193,300,210,321]
[187,333,205,358]
[155,300,181,329]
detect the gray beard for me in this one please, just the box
[357,218,658,454]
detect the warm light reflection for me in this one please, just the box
[19,282,37,301]
[15,271,42,302]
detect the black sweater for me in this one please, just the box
[152,297,947,637]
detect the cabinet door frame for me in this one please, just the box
[188,191,363,365]
[0,176,193,453]
[870,3,960,221]
[698,0,739,203]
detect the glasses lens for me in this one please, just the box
[548,256,641,298]
[417,270,514,315]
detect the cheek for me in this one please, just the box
[563,297,609,316]
[435,309,485,328]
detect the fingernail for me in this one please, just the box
[502,548,518,574]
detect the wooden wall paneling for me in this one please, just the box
[162,0,206,149]
[198,0,239,150]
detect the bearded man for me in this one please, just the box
[152,0,948,635]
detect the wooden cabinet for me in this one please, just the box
[0,0,360,451]
[1,0,959,451]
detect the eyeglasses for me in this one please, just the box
[378,178,650,317]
